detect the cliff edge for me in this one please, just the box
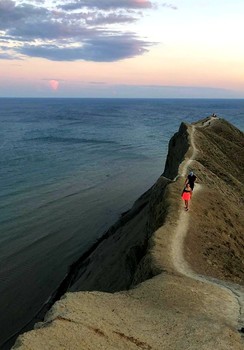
[13,116,244,350]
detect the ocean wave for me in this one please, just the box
[25,136,117,145]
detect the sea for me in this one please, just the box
[0,98,243,348]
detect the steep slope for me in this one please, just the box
[13,117,244,349]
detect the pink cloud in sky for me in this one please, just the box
[49,80,59,91]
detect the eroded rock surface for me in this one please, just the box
[13,117,244,349]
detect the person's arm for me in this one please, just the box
[181,187,185,196]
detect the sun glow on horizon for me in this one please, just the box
[49,80,59,91]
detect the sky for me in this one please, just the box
[0,0,244,98]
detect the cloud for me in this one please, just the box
[58,0,153,11]
[88,81,107,85]
[0,52,16,59]
[17,35,152,62]
[0,1,48,30]
[0,43,22,59]
[85,13,138,26]
[161,2,177,10]
[0,0,175,62]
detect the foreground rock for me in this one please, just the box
[13,117,244,349]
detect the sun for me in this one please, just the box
[49,80,59,91]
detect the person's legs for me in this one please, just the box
[184,200,188,210]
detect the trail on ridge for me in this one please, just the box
[171,121,244,332]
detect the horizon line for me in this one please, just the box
[1,97,244,100]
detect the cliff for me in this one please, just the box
[13,116,244,349]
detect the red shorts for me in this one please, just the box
[182,192,191,200]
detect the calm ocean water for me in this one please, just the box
[0,98,243,346]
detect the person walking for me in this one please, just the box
[185,171,197,191]
[181,183,192,211]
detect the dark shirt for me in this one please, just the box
[187,174,196,189]
[183,188,191,193]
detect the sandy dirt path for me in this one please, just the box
[171,122,244,333]
[11,117,244,350]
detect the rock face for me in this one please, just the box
[67,175,170,293]
[13,117,244,350]
[163,122,190,180]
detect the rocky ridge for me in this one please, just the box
[13,116,244,349]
